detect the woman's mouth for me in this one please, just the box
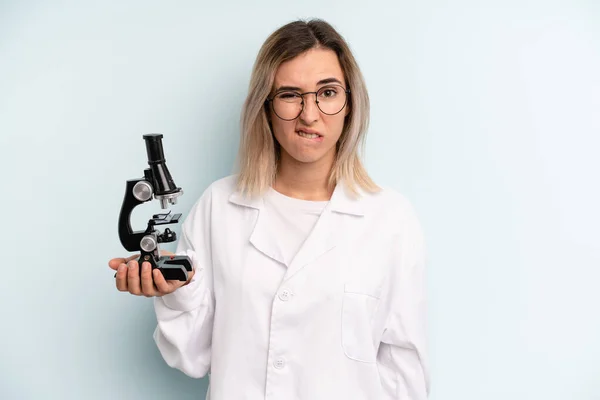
[296,130,323,141]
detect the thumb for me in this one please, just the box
[108,258,124,270]
[182,267,195,286]
[108,254,139,270]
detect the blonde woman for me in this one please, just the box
[109,18,429,400]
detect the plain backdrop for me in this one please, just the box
[1,0,598,399]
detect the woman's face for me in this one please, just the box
[268,47,349,167]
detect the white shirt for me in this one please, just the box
[153,174,430,400]
[263,187,328,267]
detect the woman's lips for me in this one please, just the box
[296,129,323,142]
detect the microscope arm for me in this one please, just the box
[118,178,149,252]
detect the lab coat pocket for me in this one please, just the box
[341,283,382,363]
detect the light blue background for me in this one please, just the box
[1,1,598,399]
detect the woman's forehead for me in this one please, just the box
[273,48,345,89]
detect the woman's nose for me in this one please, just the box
[299,94,320,123]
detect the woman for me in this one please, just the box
[109,18,429,400]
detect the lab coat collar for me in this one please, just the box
[228,179,365,280]
[227,180,365,216]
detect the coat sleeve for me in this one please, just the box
[152,187,215,379]
[377,199,430,399]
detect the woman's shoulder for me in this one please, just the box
[193,174,238,199]
[206,174,239,195]
[356,183,424,238]
[185,174,238,213]
[361,183,419,218]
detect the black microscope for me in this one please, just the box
[117,134,192,281]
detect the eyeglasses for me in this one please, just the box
[266,84,351,121]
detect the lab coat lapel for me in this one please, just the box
[249,205,287,265]
[282,181,365,282]
[228,188,286,266]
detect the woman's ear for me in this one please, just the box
[344,91,351,118]
[264,101,272,122]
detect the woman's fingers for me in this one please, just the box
[152,268,172,294]
[127,260,142,295]
[115,262,128,291]
[140,262,158,297]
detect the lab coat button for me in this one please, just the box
[274,357,286,369]
[278,288,292,301]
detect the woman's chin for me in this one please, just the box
[285,147,335,165]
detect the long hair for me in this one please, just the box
[235,18,379,197]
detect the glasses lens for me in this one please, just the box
[271,85,348,120]
[273,92,303,120]
[316,85,347,115]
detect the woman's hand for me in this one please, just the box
[108,251,195,297]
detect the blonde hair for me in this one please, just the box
[235,18,379,197]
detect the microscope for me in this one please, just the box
[117,134,192,281]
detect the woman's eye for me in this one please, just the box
[278,92,300,100]
[320,88,338,98]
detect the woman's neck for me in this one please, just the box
[273,152,335,201]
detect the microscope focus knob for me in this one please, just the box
[133,181,153,202]
[140,235,158,252]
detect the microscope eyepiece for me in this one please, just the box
[143,133,166,164]
[142,134,182,207]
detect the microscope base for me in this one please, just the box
[139,254,193,282]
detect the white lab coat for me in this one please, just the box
[153,174,429,400]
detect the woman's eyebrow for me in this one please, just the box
[274,77,344,92]
[316,77,343,86]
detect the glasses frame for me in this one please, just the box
[265,84,351,121]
